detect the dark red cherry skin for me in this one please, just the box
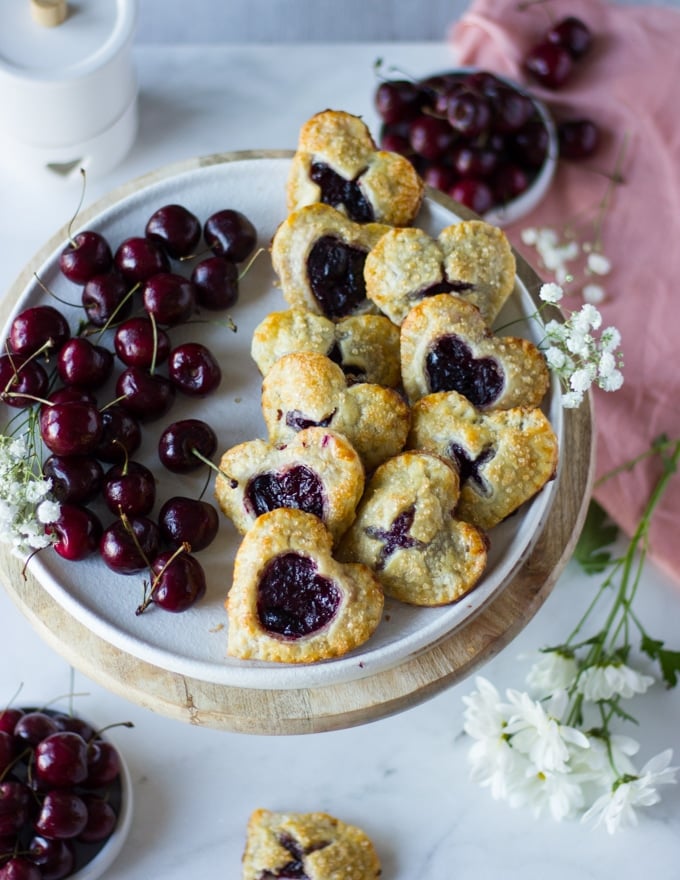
[524,41,574,89]
[492,163,530,203]
[56,337,114,389]
[85,739,120,787]
[13,712,59,747]
[34,732,88,788]
[148,550,206,613]
[375,79,425,123]
[0,708,24,735]
[203,209,257,262]
[8,306,70,357]
[449,178,495,215]
[114,236,170,285]
[94,405,142,463]
[158,496,219,552]
[35,790,88,840]
[39,401,103,456]
[510,119,550,168]
[158,418,217,473]
[27,836,75,880]
[447,90,492,137]
[168,342,221,396]
[558,118,600,159]
[51,714,95,741]
[114,316,170,368]
[145,203,201,259]
[0,781,31,836]
[99,516,160,574]
[47,387,96,407]
[191,255,239,310]
[0,856,43,880]
[547,16,592,59]
[78,796,117,843]
[451,144,500,178]
[59,231,113,285]
[48,504,103,561]
[115,367,176,422]
[422,163,458,193]
[102,461,156,517]
[42,455,104,505]
[408,115,455,160]
[0,730,15,771]
[81,271,131,327]
[0,355,48,408]
[142,272,197,326]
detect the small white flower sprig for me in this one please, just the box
[462,435,680,833]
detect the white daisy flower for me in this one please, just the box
[526,650,579,699]
[577,662,655,702]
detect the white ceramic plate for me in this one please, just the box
[2,153,562,691]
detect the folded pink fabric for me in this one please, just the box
[450,0,680,582]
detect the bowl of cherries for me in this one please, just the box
[375,67,559,225]
[0,703,133,880]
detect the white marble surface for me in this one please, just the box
[1,42,680,879]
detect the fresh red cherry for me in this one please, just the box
[158,418,217,473]
[0,856,42,880]
[82,271,131,328]
[0,781,31,836]
[145,203,201,259]
[85,739,121,787]
[446,89,492,137]
[115,366,176,422]
[114,236,170,285]
[99,516,160,574]
[492,163,531,203]
[547,16,592,59]
[102,460,156,517]
[408,115,455,160]
[114,316,170,368]
[510,119,550,168]
[47,386,96,406]
[524,41,574,89]
[13,711,60,746]
[8,306,70,357]
[35,790,88,840]
[375,79,424,123]
[0,354,48,408]
[34,731,88,788]
[39,401,103,456]
[168,342,221,396]
[48,504,103,561]
[191,255,239,310]
[56,337,114,389]
[203,209,256,262]
[450,144,500,178]
[42,455,104,504]
[492,84,534,133]
[145,549,207,613]
[0,708,23,735]
[158,496,219,551]
[94,405,142,463]
[51,714,95,741]
[449,178,495,215]
[142,272,196,326]
[27,836,75,880]
[422,163,458,193]
[78,796,117,843]
[558,118,600,159]
[0,731,15,774]
[59,231,113,285]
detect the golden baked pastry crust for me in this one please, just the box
[339,451,488,606]
[409,391,559,530]
[251,308,401,387]
[400,293,550,409]
[261,351,411,472]
[364,220,516,326]
[270,203,390,318]
[226,509,384,663]
[242,808,381,880]
[287,108,424,226]
[214,427,365,544]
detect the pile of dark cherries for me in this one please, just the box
[0,203,257,615]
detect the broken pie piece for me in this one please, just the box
[214,427,364,544]
[287,108,424,226]
[241,808,381,880]
[270,203,390,319]
[226,509,384,663]
[251,308,401,387]
[364,219,516,326]
[409,391,559,530]
[261,351,410,473]
[339,450,488,606]
[400,293,550,409]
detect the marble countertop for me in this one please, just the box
[1,42,679,879]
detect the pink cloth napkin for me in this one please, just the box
[450,0,680,583]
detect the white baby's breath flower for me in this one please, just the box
[577,662,655,702]
[569,366,596,394]
[0,432,57,557]
[598,369,624,393]
[586,252,612,276]
[539,282,564,304]
[561,390,585,409]
[521,227,539,246]
[601,326,622,352]
[544,346,569,371]
[572,303,603,333]
[526,650,579,699]
[37,499,61,524]
[582,283,606,304]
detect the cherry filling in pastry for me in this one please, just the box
[309,161,375,223]
[448,443,495,496]
[327,341,367,383]
[257,552,341,638]
[258,833,331,880]
[364,505,427,571]
[245,465,325,519]
[425,334,503,407]
[284,408,337,431]
[306,235,370,318]
[409,278,474,301]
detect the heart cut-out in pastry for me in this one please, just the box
[214,427,364,543]
[409,391,559,530]
[242,809,381,880]
[251,308,401,387]
[364,219,516,326]
[261,351,411,472]
[270,203,390,319]
[226,508,384,663]
[286,109,424,226]
[339,450,488,606]
[400,293,549,409]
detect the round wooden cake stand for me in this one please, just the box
[0,152,595,735]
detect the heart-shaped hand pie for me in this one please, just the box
[271,203,391,319]
[364,219,516,326]
[242,809,381,880]
[251,308,401,387]
[339,450,488,606]
[400,293,550,410]
[261,351,411,472]
[226,508,384,663]
[409,391,559,529]
[286,109,424,226]
[214,427,364,543]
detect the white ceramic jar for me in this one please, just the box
[0,0,138,180]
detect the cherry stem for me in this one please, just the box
[237,246,266,282]
[1,340,55,395]
[190,447,238,487]
[136,541,191,615]
[95,282,141,341]
[87,720,135,743]
[33,273,78,309]
[66,168,88,248]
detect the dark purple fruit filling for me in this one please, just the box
[245,465,325,519]
[327,342,366,384]
[309,161,374,223]
[409,278,474,301]
[258,834,330,880]
[425,334,503,408]
[365,505,427,571]
[448,443,495,495]
[257,552,341,639]
[307,235,369,319]
[285,409,336,431]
